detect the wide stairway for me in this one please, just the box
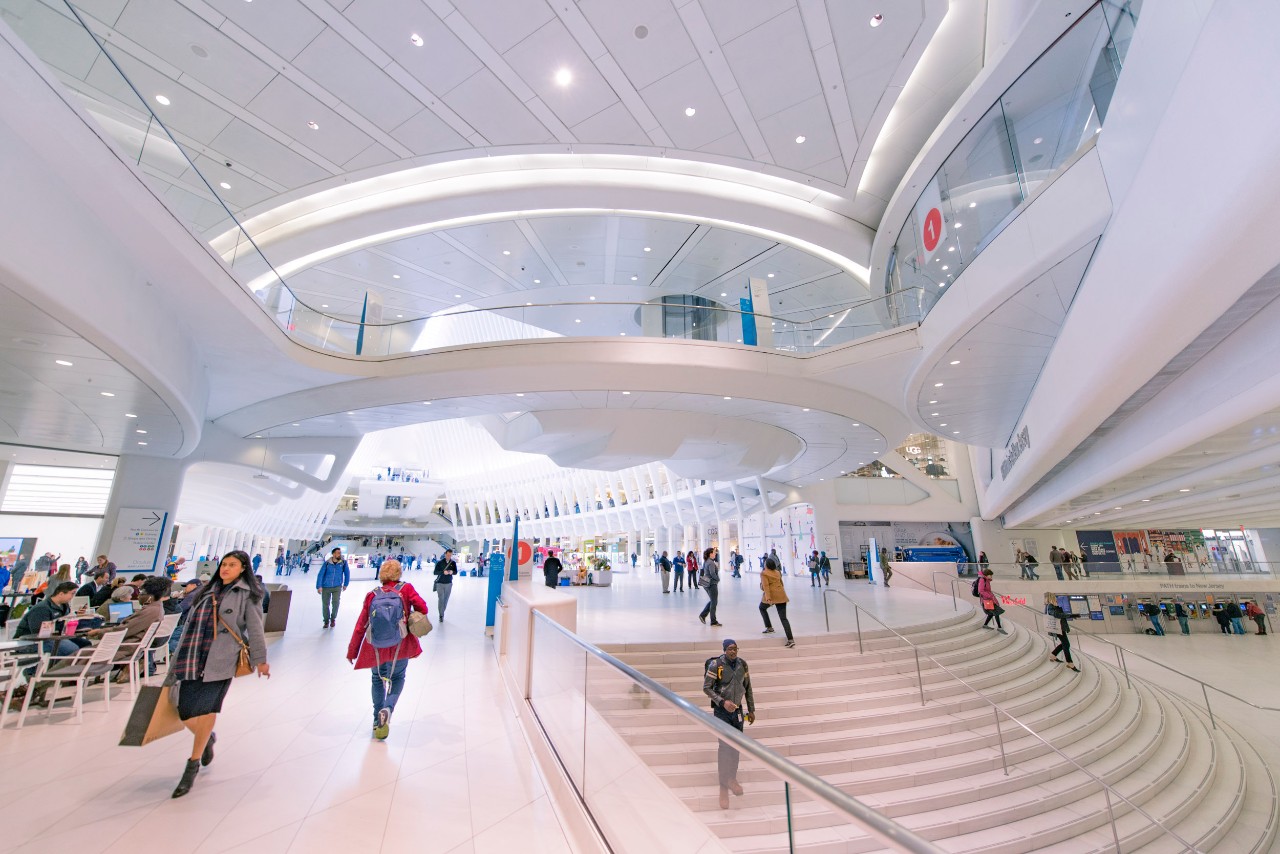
[595,610,1279,853]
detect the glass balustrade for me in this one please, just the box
[887,0,1142,311]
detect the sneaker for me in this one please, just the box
[997,628,1008,635]
[762,627,775,634]
[699,614,707,624]
[784,640,796,649]
[373,709,390,740]
[982,625,994,630]
[710,622,724,627]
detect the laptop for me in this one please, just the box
[70,596,90,612]
[107,601,136,623]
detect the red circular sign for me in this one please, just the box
[517,541,532,565]
[922,207,943,253]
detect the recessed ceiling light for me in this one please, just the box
[574,319,581,323]
[1179,488,1191,492]
[137,441,147,446]
[941,265,949,271]
[870,13,883,27]
[931,412,939,416]
[939,423,947,427]
[767,273,775,278]
[643,247,651,252]
[410,33,424,46]
[620,332,626,336]
[307,121,319,130]
[795,135,806,144]
[720,292,727,297]
[948,246,955,252]
[55,359,73,366]
[392,274,400,279]
[422,401,431,405]
[631,276,638,281]
[819,478,824,481]
[724,396,732,400]
[155,95,170,106]
[622,391,631,395]
[125,413,137,418]
[136,429,147,434]
[555,68,572,86]
[802,408,810,412]
[454,294,462,298]
[100,391,115,397]
[929,400,938,404]
[533,279,541,284]
[526,302,532,306]
[219,181,231,190]
[851,422,860,427]
[502,250,511,256]
[589,296,596,300]
[949,360,960,365]
[684,107,696,117]
[939,282,946,287]
[516,393,525,397]
[952,431,959,434]
[321,304,328,308]
[934,382,944,387]
[1033,137,1043,144]
[396,314,403,318]
[954,223,963,229]
[346,411,354,414]
[1114,507,1122,510]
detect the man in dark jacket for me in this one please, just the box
[433,550,458,621]
[14,582,90,674]
[703,638,755,809]
[542,550,563,589]
[1226,600,1246,635]
[316,548,350,629]
[76,571,113,607]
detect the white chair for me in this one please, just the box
[116,622,161,699]
[145,613,181,675]
[18,630,127,726]
[0,656,19,729]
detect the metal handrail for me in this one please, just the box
[528,610,941,854]
[820,588,1199,852]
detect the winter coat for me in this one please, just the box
[346,582,429,669]
[760,568,788,605]
[978,576,997,607]
[199,578,268,681]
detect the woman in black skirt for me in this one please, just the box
[169,550,270,798]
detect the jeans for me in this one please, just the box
[320,587,342,623]
[810,571,820,587]
[436,583,452,618]
[1230,617,1245,635]
[371,659,408,726]
[1052,563,1064,581]
[700,584,719,623]
[673,569,684,592]
[713,702,743,787]
[1148,615,1165,636]
[1177,616,1190,635]
[759,602,792,641]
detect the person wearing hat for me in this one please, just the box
[703,638,755,809]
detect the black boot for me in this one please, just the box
[172,759,200,798]
[201,732,216,767]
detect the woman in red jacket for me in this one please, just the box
[346,560,429,739]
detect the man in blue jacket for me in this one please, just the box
[317,547,350,629]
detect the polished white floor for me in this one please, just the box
[0,573,572,854]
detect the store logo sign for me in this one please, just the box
[1000,426,1031,480]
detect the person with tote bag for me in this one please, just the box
[348,559,431,740]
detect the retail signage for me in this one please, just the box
[999,425,1031,480]
[998,594,1027,606]
[914,177,947,257]
[1075,530,1120,570]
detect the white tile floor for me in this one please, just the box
[0,573,572,854]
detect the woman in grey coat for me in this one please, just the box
[170,550,270,798]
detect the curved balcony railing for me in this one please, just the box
[255,285,927,358]
[885,0,1141,312]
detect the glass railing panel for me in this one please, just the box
[528,616,588,794]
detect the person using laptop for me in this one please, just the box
[13,582,91,672]
[76,570,113,608]
[88,576,171,679]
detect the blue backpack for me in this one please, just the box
[366,584,407,649]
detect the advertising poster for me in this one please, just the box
[1112,529,1152,573]
[892,521,973,560]
[1075,530,1120,572]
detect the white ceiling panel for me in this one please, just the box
[578,0,698,91]
[343,0,482,96]
[2,0,100,80]
[209,118,333,188]
[640,60,736,150]
[201,0,327,62]
[502,19,617,128]
[698,130,751,160]
[721,8,821,121]
[827,0,923,136]
[449,0,555,54]
[90,52,234,143]
[571,102,650,145]
[756,94,840,171]
[389,107,470,157]
[699,0,794,46]
[292,29,422,132]
[442,69,553,145]
[343,142,399,172]
[112,0,277,105]
[246,75,374,164]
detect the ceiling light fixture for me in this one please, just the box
[454,294,462,298]
[767,273,775,278]
[292,423,300,426]
[931,412,939,416]
[684,107,696,117]
[939,423,947,427]
[724,396,732,400]
[589,296,596,300]
[1179,488,1191,492]
[870,13,883,27]
[321,304,328,308]
[137,441,147,446]
[934,382,944,387]
[410,33,424,46]
[851,422,860,427]
[219,181,231,190]
[155,95,170,106]
[631,276,638,281]
[125,413,137,418]
[392,274,400,279]
[555,68,572,86]
[949,360,960,365]
[574,319,581,323]
[533,279,540,284]
[516,393,524,397]
[620,332,626,336]
[802,408,810,412]
[1141,498,1151,502]
[929,400,937,404]
[941,265,949,271]
[100,391,114,397]
[721,292,727,297]
[306,120,319,130]
[794,135,806,144]
[1033,137,1043,144]
[346,411,354,415]
[55,359,73,366]
[502,250,511,255]
[622,391,630,395]
[423,401,431,405]
[952,431,959,434]
[643,247,651,252]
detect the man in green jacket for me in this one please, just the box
[703,638,755,809]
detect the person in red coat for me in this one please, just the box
[346,560,428,739]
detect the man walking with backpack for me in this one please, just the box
[703,638,754,809]
[317,547,350,629]
[347,560,429,739]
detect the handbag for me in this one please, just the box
[1042,613,1060,635]
[214,598,253,678]
[119,683,184,746]
[407,610,433,638]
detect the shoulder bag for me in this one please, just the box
[214,596,254,677]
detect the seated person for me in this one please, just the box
[13,582,92,676]
[76,570,114,608]
[89,576,171,679]
[97,584,137,620]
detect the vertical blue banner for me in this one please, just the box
[485,553,505,627]
[739,297,757,346]
[867,536,879,585]
[509,516,520,581]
